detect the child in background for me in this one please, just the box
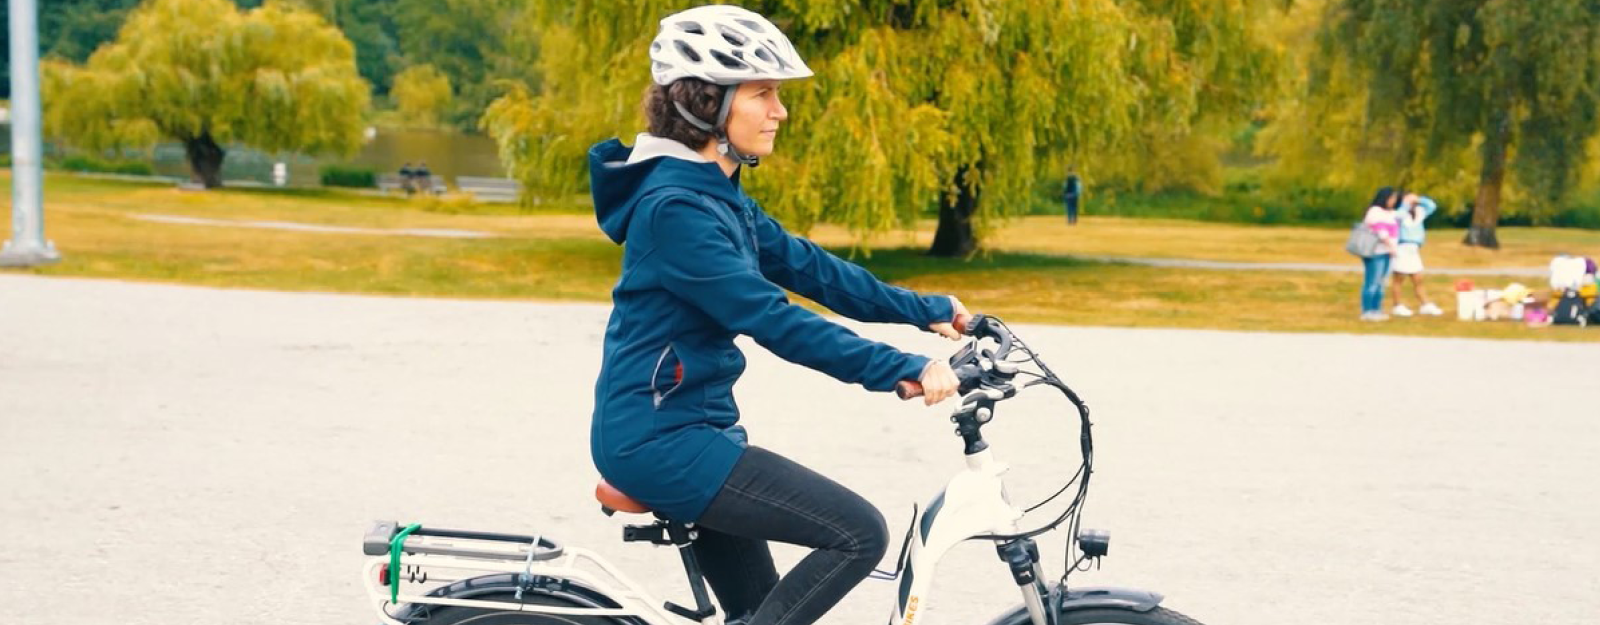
[1390,193,1443,316]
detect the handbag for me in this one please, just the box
[1345,221,1380,258]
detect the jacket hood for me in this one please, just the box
[589,134,745,244]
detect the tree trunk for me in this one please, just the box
[184,132,227,189]
[929,166,979,257]
[1464,111,1510,249]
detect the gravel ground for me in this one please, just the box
[2,274,1595,625]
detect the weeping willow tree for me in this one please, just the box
[1089,0,1285,196]
[392,64,454,128]
[1261,0,1600,248]
[40,0,370,188]
[485,0,1280,255]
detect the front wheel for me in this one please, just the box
[1056,607,1203,625]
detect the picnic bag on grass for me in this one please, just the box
[1551,290,1588,326]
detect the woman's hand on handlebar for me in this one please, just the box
[917,359,960,406]
[928,296,971,341]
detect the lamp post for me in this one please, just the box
[1,0,61,267]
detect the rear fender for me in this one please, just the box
[394,573,647,624]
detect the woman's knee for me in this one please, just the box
[839,504,890,564]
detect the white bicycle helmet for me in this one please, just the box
[648,5,813,166]
[650,5,813,86]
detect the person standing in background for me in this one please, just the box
[1389,192,1443,316]
[1359,187,1402,321]
[1063,166,1083,225]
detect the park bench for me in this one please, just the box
[455,176,523,203]
[377,173,447,196]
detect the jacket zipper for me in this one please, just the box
[650,343,681,408]
[740,201,759,258]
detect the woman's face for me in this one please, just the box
[1385,193,1399,209]
[724,80,788,158]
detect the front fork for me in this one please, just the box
[996,538,1054,625]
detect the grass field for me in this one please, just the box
[4,173,1598,342]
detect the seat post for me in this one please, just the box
[664,522,719,623]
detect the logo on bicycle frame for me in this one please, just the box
[902,596,920,625]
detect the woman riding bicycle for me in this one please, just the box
[587,6,966,625]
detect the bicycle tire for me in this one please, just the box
[1055,607,1205,625]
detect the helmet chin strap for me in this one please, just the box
[671,85,761,168]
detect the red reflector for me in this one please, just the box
[674,363,684,383]
[379,564,390,585]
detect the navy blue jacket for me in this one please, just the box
[587,137,955,521]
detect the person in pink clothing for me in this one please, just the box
[1359,187,1401,321]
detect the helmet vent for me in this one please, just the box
[735,19,766,33]
[716,24,749,46]
[674,40,703,63]
[675,21,705,35]
[708,50,748,70]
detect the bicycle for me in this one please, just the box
[359,314,1204,625]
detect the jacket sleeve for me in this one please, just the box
[751,206,954,328]
[1418,196,1438,220]
[650,198,929,392]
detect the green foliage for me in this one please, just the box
[1041,167,1365,225]
[391,64,453,128]
[1,0,142,98]
[17,0,534,130]
[484,0,1283,249]
[1263,0,1600,233]
[318,164,377,188]
[40,0,370,175]
[37,0,145,61]
[319,0,405,95]
[391,0,539,128]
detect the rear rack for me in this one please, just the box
[362,520,564,562]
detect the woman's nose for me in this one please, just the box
[772,95,788,121]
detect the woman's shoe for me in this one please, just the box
[1419,302,1444,316]
[1392,304,1414,317]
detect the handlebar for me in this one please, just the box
[889,312,1095,547]
[895,313,1014,400]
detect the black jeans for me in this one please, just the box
[691,446,890,625]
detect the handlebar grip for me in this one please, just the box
[898,313,979,401]
[896,363,983,401]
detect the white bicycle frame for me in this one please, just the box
[362,446,1043,625]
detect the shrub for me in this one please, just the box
[319,164,376,188]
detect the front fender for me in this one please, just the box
[982,585,1164,625]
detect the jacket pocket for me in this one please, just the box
[650,343,685,409]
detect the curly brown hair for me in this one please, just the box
[643,79,727,151]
